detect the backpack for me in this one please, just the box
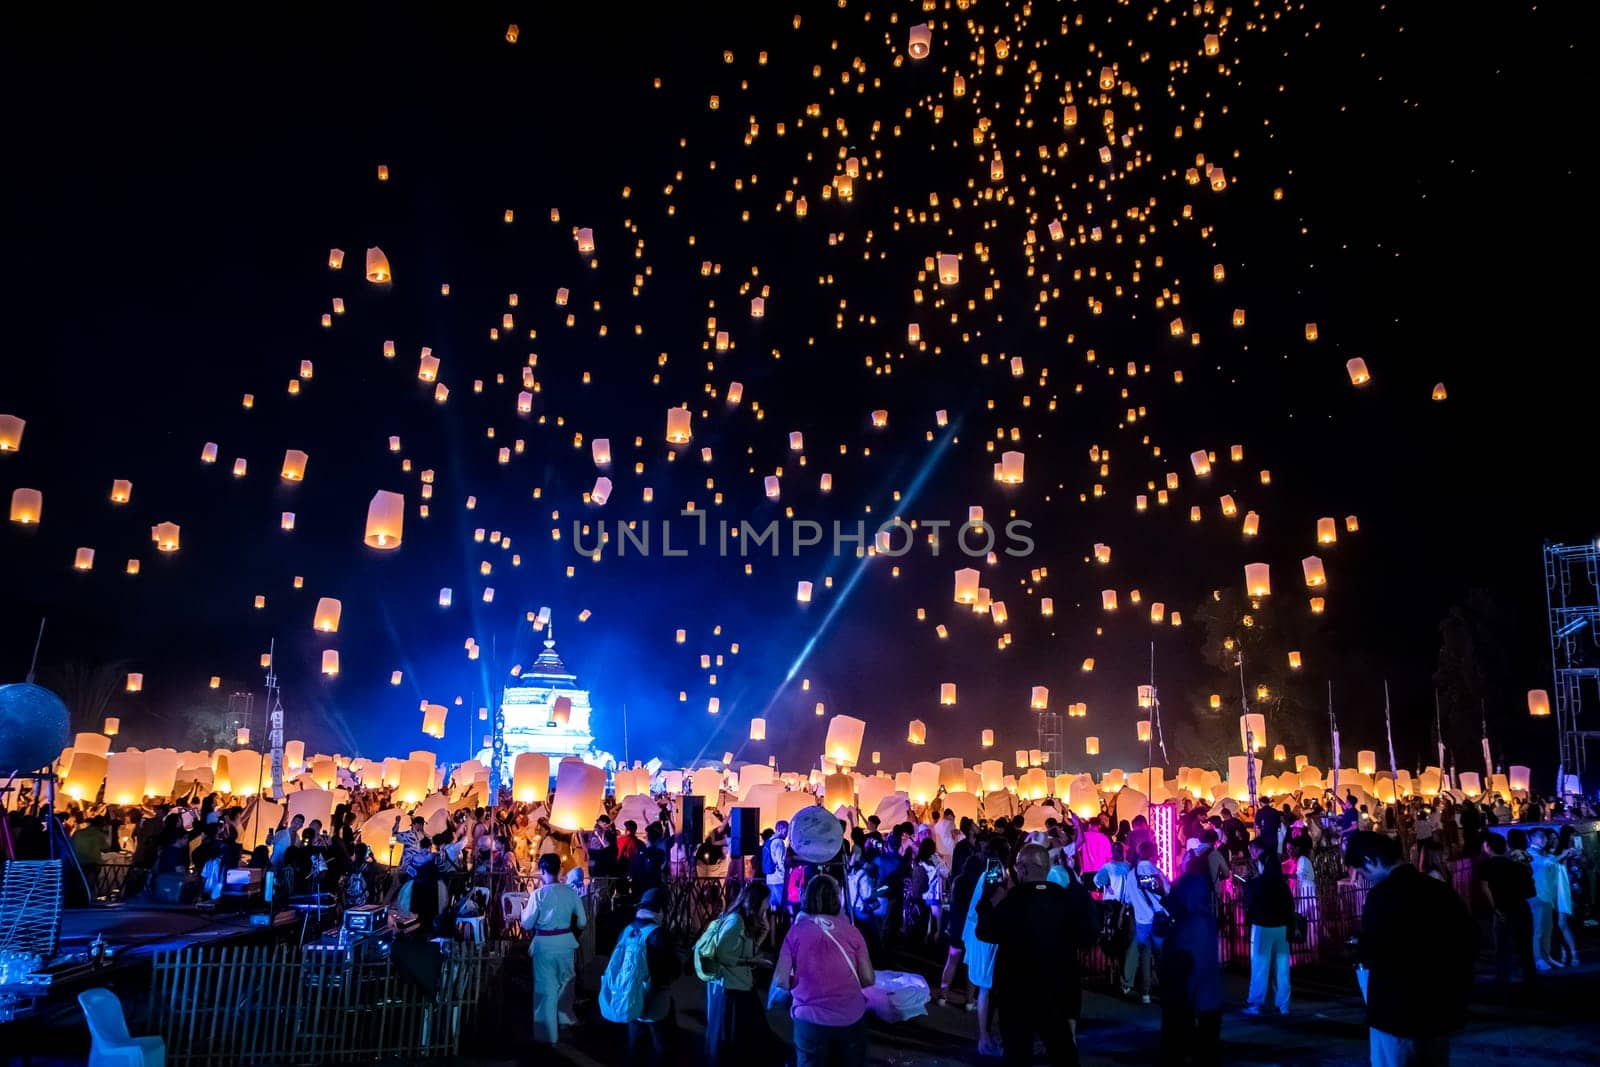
[600,923,654,1022]
[761,839,779,877]
[692,914,736,982]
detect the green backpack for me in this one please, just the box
[692,914,737,982]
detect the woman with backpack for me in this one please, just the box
[1120,839,1170,1004]
[697,881,774,1066]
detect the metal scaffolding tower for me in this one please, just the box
[1544,541,1600,780]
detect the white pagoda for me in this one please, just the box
[475,634,596,764]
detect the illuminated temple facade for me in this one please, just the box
[474,636,595,764]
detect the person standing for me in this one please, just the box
[1478,833,1536,995]
[521,853,587,1045]
[1159,855,1223,1066]
[766,820,791,910]
[1119,840,1168,1003]
[774,874,874,1067]
[1242,839,1293,1016]
[1527,830,1562,969]
[611,888,680,1066]
[1346,831,1476,1065]
[975,843,1096,1066]
[701,882,773,1067]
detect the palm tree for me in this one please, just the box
[38,659,130,733]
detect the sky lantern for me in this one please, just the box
[1432,382,1448,401]
[1301,556,1327,588]
[824,715,866,767]
[940,682,957,705]
[125,672,143,692]
[328,248,344,269]
[73,547,94,571]
[1244,562,1271,597]
[797,580,813,603]
[871,409,888,428]
[665,406,693,443]
[1101,589,1118,611]
[575,227,595,254]
[421,703,447,738]
[996,451,1024,484]
[592,438,612,466]
[1204,33,1220,55]
[280,449,308,481]
[589,476,613,505]
[907,23,932,58]
[907,719,927,745]
[1136,720,1152,742]
[1528,689,1551,717]
[1239,714,1266,752]
[1137,685,1155,709]
[1041,597,1054,617]
[1189,449,1211,476]
[364,490,404,548]
[110,479,132,504]
[151,521,180,552]
[1345,515,1360,533]
[936,254,959,285]
[1357,750,1377,776]
[1242,512,1260,537]
[1094,543,1111,564]
[9,488,41,524]
[1085,737,1100,756]
[232,458,248,477]
[418,353,440,382]
[0,414,23,452]
[1346,358,1371,385]
[749,718,766,742]
[200,442,218,464]
[321,650,340,676]
[364,247,391,283]
[953,567,980,604]
[1310,597,1326,614]
[763,475,780,500]
[1288,651,1303,670]
[1031,686,1049,710]
[313,597,342,632]
[1314,517,1338,545]
[512,753,550,803]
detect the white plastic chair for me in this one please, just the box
[79,988,166,1067]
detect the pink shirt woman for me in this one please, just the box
[775,875,875,1066]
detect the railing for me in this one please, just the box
[147,941,503,1066]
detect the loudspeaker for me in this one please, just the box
[680,795,705,847]
[728,806,761,857]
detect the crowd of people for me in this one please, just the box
[3,779,1595,1065]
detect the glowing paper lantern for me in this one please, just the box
[665,407,693,443]
[421,703,447,738]
[511,752,551,803]
[152,522,180,552]
[551,695,573,726]
[364,247,391,283]
[981,729,994,747]
[1432,382,1448,401]
[1101,589,1118,611]
[1301,556,1327,588]
[1238,714,1266,752]
[10,488,42,524]
[1316,517,1338,544]
[363,490,405,549]
[907,761,940,804]
[1357,750,1377,776]
[1085,737,1099,756]
[936,254,959,285]
[1287,651,1303,670]
[1527,689,1551,717]
[908,719,927,745]
[63,752,107,802]
[280,449,308,481]
[74,547,94,571]
[1346,358,1371,385]
[953,567,980,604]
[104,751,146,804]
[1245,562,1271,597]
[321,649,340,676]
[1136,720,1152,742]
[750,718,766,741]
[907,23,932,58]
[591,477,613,505]
[996,451,1024,484]
[824,715,867,767]
[1189,449,1211,476]
[313,597,342,633]
[0,414,23,452]
[940,683,957,705]
[110,479,132,504]
[549,758,606,829]
[1030,686,1049,710]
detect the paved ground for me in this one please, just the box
[456,932,1600,1066]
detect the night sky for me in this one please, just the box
[2,2,1592,780]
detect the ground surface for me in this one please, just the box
[452,929,1600,1066]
